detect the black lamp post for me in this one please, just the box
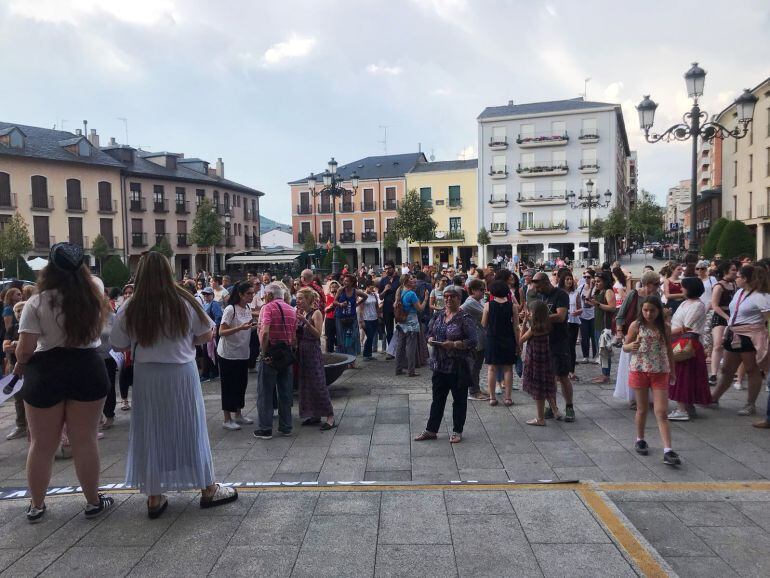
[637,63,758,256]
[568,179,612,264]
[307,158,359,275]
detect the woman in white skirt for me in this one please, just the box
[111,252,237,519]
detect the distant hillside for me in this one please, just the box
[260,214,291,232]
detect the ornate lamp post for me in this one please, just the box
[307,158,359,275]
[636,63,757,255]
[568,179,612,264]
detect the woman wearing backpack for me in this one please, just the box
[394,274,429,377]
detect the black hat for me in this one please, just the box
[49,242,84,272]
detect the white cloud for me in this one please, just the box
[457,145,474,160]
[545,5,558,17]
[431,88,451,96]
[262,35,316,67]
[414,0,468,20]
[367,64,403,76]
[8,0,176,26]
[603,81,624,101]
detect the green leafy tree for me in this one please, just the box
[601,207,628,259]
[4,257,35,281]
[322,245,348,270]
[0,212,33,277]
[717,220,755,260]
[383,229,399,251]
[477,227,491,246]
[101,256,131,289]
[393,189,437,247]
[90,234,112,274]
[302,232,317,253]
[628,190,665,244]
[150,235,174,260]
[190,198,223,273]
[702,217,729,258]
[589,217,605,240]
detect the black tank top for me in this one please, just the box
[718,281,735,309]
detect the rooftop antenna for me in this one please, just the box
[430,148,435,162]
[378,125,390,154]
[59,119,67,131]
[582,77,591,100]
[117,117,128,143]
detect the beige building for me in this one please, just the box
[0,121,263,274]
[665,179,691,239]
[719,77,770,257]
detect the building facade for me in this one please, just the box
[289,153,426,267]
[665,179,691,244]
[261,226,293,248]
[719,77,770,257]
[476,98,631,265]
[405,159,479,268]
[0,121,263,274]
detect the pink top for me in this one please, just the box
[259,300,297,345]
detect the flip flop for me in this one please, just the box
[503,398,514,407]
[489,399,499,407]
[526,419,546,426]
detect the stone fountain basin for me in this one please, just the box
[323,353,356,386]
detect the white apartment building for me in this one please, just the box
[477,98,631,265]
[666,179,691,238]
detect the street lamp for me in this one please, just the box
[636,63,757,255]
[307,157,359,274]
[567,178,612,264]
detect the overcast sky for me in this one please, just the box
[1,0,768,223]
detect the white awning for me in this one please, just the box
[226,254,301,265]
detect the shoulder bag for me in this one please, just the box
[264,303,296,370]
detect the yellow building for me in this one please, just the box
[405,159,478,268]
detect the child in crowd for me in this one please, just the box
[521,301,559,424]
[623,296,681,466]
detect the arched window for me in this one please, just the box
[98,181,112,212]
[223,192,230,213]
[31,175,48,208]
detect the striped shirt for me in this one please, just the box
[260,300,297,345]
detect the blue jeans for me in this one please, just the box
[363,319,379,358]
[257,361,293,433]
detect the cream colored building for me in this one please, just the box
[719,76,770,257]
[405,159,479,268]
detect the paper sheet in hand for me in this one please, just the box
[0,374,23,405]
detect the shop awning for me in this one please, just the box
[225,253,301,265]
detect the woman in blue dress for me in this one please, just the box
[334,274,367,368]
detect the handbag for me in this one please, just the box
[672,337,695,362]
[264,304,296,370]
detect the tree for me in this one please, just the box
[383,229,399,251]
[322,245,348,270]
[589,217,605,240]
[628,190,665,244]
[702,217,729,258]
[90,234,113,275]
[717,220,755,260]
[190,198,223,273]
[477,227,491,246]
[101,256,131,289]
[150,235,174,260]
[3,257,35,281]
[302,232,317,253]
[392,189,437,247]
[0,212,33,277]
[602,207,628,260]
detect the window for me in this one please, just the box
[520,124,534,138]
[552,180,567,194]
[66,179,82,210]
[520,153,534,167]
[213,190,219,208]
[448,185,461,207]
[551,120,566,136]
[551,150,566,165]
[493,155,507,172]
[521,181,535,197]
[734,160,738,187]
[492,126,506,142]
[130,182,141,200]
[177,220,187,234]
[364,219,374,232]
[196,188,205,207]
[449,217,461,232]
[131,218,143,233]
[0,215,10,231]
[582,118,597,133]
[766,107,770,137]
[153,185,164,203]
[749,191,753,218]
[321,221,332,235]
[33,216,50,248]
[155,220,166,236]
[0,172,10,206]
[520,212,533,228]
[552,210,566,226]
[767,148,770,177]
[100,219,114,247]
[492,183,506,201]
[31,175,48,208]
[582,149,597,165]
[419,187,432,201]
[252,199,257,220]
[224,192,230,212]
[343,220,353,232]
[363,188,374,209]
[68,217,83,246]
[386,218,395,231]
[299,191,310,210]
[300,222,311,234]
[8,129,24,148]
[77,139,91,157]
[98,182,112,212]
[176,187,186,204]
[749,154,753,182]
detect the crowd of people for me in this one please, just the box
[3,245,770,523]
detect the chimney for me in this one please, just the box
[88,129,100,148]
[75,129,82,136]
[208,168,217,176]
[83,119,88,136]
[109,137,117,146]
[216,157,224,178]
[508,100,514,106]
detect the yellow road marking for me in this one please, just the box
[598,481,770,492]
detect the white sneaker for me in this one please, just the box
[667,410,690,421]
[234,415,254,425]
[495,385,503,395]
[733,381,745,391]
[592,357,601,364]
[5,426,27,441]
[222,421,242,431]
[579,358,589,364]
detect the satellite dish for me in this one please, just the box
[435,231,446,239]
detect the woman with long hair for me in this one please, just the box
[217,281,256,431]
[611,267,627,308]
[559,273,582,381]
[709,260,739,384]
[334,274,367,368]
[578,269,597,362]
[111,252,237,519]
[394,274,429,377]
[663,263,685,314]
[590,272,617,384]
[324,280,340,353]
[15,243,114,522]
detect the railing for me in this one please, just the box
[759,205,769,219]
[154,233,169,245]
[421,199,433,210]
[175,200,190,214]
[131,232,148,247]
[488,194,508,205]
[490,223,508,233]
[66,197,87,212]
[518,220,568,231]
[98,198,117,214]
[516,131,568,145]
[30,195,54,211]
[488,136,508,147]
[361,201,377,212]
[129,197,146,212]
[579,162,599,172]
[225,236,235,247]
[0,193,17,208]
[317,203,333,214]
[579,128,599,140]
[516,162,568,174]
[433,230,465,241]
[296,203,312,214]
[34,235,55,249]
[319,232,334,243]
[340,231,355,243]
[517,191,568,202]
[177,233,189,247]
[448,198,462,209]
[361,231,377,242]
[383,199,398,211]
[489,165,508,177]
[153,198,169,213]
[339,202,354,213]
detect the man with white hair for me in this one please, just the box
[300,269,325,302]
[254,283,297,440]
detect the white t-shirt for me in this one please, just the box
[18,281,104,352]
[217,304,253,360]
[671,299,706,335]
[362,293,380,321]
[699,276,718,311]
[728,289,770,326]
[110,300,214,364]
[212,286,228,303]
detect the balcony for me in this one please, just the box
[488,194,508,207]
[490,223,508,236]
[154,233,169,245]
[30,195,54,211]
[361,201,377,212]
[447,198,462,210]
[516,131,568,148]
[98,199,117,214]
[153,198,169,213]
[431,229,465,242]
[339,202,354,213]
[317,203,333,214]
[68,235,88,248]
[578,128,599,143]
[297,231,312,244]
[319,232,334,243]
[488,136,508,150]
[129,197,146,212]
[225,235,235,248]
[175,200,190,214]
[131,232,148,247]
[215,203,226,216]
[489,165,508,179]
[579,162,599,174]
[177,233,189,247]
[516,162,568,177]
[0,193,17,209]
[518,220,569,235]
[66,197,87,213]
[383,199,398,211]
[340,231,355,243]
[296,203,312,215]
[34,235,55,249]
[361,231,378,242]
[517,191,568,206]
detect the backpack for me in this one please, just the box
[393,290,408,323]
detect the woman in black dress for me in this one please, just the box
[482,280,519,406]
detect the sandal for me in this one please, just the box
[414,430,437,441]
[320,421,337,431]
[121,400,131,411]
[503,398,514,407]
[200,484,238,509]
[489,399,499,407]
[526,418,546,426]
[449,432,462,444]
[147,496,168,519]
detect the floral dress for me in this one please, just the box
[630,325,670,374]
